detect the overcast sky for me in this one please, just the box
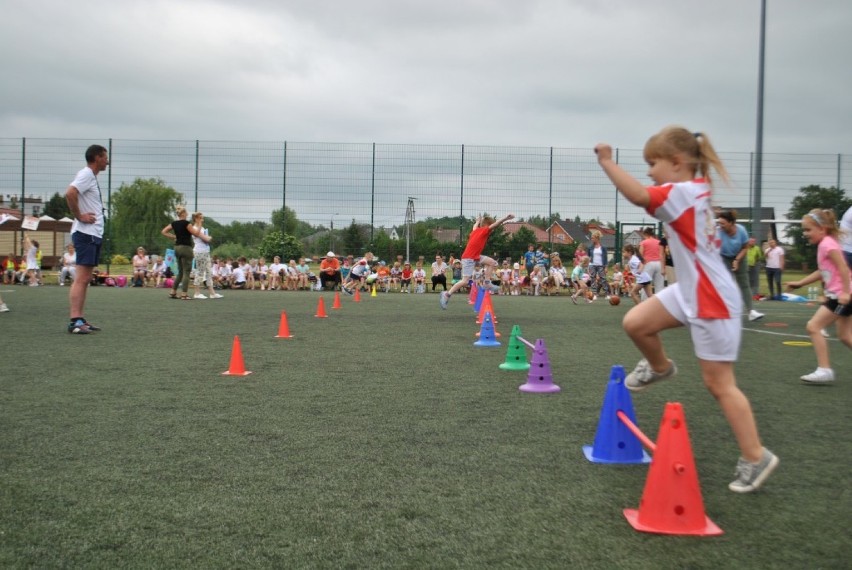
[1,0,850,154]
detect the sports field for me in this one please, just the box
[1,285,850,568]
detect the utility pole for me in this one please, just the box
[405,197,416,262]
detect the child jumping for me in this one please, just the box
[784,208,851,383]
[595,126,777,493]
[440,213,514,309]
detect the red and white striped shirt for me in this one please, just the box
[646,179,741,320]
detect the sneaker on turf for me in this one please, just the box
[68,319,92,334]
[440,291,449,310]
[82,320,101,331]
[800,368,835,384]
[211,293,224,299]
[0,303,8,312]
[625,358,677,392]
[748,309,764,321]
[194,293,208,299]
[341,286,353,296]
[571,294,578,305]
[729,448,779,493]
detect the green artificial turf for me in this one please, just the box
[1,285,850,568]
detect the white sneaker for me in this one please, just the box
[625,358,678,392]
[0,303,9,312]
[800,368,835,384]
[820,328,829,338]
[211,293,224,299]
[194,294,208,299]
[748,309,764,321]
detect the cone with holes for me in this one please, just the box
[315,297,328,318]
[583,365,650,464]
[519,338,560,393]
[473,311,501,347]
[623,402,723,536]
[222,335,252,376]
[499,325,530,370]
[476,290,498,324]
[274,311,294,338]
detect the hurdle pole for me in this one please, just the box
[616,410,656,453]
[515,336,536,350]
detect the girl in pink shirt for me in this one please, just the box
[785,208,852,383]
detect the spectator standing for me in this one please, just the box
[717,210,764,321]
[639,227,664,293]
[190,211,220,299]
[534,244,549,270]
[763,238,785,300]
[660,231,676,285]
[65,144,108,334]
[841,205,852,269]
[23,233,39,286]
[161,206,202,300]
[746,237,763,297]
[523,244,536,276]
[587,230,610,295]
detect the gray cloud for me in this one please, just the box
[1,0,849,153]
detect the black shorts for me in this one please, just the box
[825,297,852,317]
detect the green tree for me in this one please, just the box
[259,231,303,262]
[785,185,851,262]
[508,226,537,258]
[525,213,561,229]
[271,206,313,238]
[110,178,183,256]
[341,220,366,256]
[43,192,71,219]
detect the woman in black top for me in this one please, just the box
[161,206,203,300]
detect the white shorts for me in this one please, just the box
[656,284,741,362]
[462,255,496,278]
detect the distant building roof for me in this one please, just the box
[501,222,549,243]
[430,228,462,243]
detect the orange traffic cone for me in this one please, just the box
[476,290,498,324]
[623,402,723,536]
[222,335,252,376]
[315,297,329,318]
[333,291,342,309]
[275,311,294,338]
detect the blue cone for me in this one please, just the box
[582,365,651,464]
[473,312,501,347]
[474,284,486,314]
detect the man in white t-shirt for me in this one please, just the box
[841,205,852,270]
[65,145,108,334]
